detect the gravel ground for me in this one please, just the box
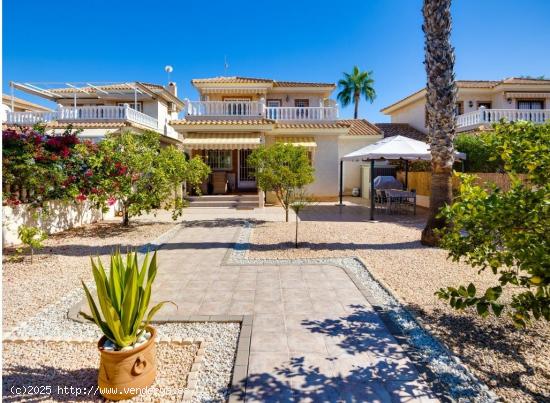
[2,341,198,402]
[249,216,550,403]
[2,219,175,331]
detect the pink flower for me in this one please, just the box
[107,197,116,206]
[76,194,87,202]
[85,169,93,177]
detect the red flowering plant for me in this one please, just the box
[2,125,108,209]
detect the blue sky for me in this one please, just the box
[3,0,549,121]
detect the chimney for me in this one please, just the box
[166,82,177,97]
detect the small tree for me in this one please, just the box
[289,190,313,248]
[436,121,549,327]
[248,143,314,222]
[18,225,47,264]
[99,131,167,225]
[156,146,210,219]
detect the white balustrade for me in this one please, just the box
[186,101,264,117]
[457,108,550,128]
[5,105,159,130]
[265,106,338,121]
[5,111,57,124]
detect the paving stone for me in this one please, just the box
[251,331,288,353]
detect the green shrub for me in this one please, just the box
[437,121,550,327]
[454,132,503,172]
[17,225,47,263]
[80,250,172,348]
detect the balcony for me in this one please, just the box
[5,105,159,131]
[185,100,338,121]
[457,108,550,131]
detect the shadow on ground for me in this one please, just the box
[234,305,449,402]
[416,308,550,402]
[2,365,99,402]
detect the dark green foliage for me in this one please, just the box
[436,122,550,327]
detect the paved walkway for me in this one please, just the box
[146,208,438,402]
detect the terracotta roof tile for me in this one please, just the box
[48,82,164,94]
[275,122,348,129]
[338,119,382,136]
[272,81,335,88]
[191,76,335,88]
[375,123,427,141]
[170,118,275,125]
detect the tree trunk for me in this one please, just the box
[421,0,457,246]
[123,206,130,226]
[295,215,299,248]
[353,92,360,119]
[30,247,34,264]
[285,207,289,223]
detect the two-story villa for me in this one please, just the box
[4,77,397,201]
[5,81,183,144]
[171,76,383,199]
[381,77,550,133]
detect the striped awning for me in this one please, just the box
[505,91,550,99]
[275,136,317,150]
[182,133,262,150]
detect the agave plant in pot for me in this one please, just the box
[80,250,171,400]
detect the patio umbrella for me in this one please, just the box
[339,135,466,219]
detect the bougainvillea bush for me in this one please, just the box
[2,126,107,209]
[3,127,210,225]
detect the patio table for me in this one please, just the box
[383,189,417,215]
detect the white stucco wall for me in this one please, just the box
[390,99,427,133]
[338,136,383,194]
[2,200,119,247]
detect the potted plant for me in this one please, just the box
[80,250,171,400]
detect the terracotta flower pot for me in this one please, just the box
[97,326,157,400]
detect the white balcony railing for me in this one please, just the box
[5,111,58,125]
[5,105,159,130]
[457,108,550,129]
[185,100,339,121]
[265,106,338,121]
[186,101,264,117]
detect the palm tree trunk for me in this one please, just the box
[420,0,457,246]
[353,92,360,119]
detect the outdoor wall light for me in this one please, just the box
[468,100,473,108]
[507,98,512,104]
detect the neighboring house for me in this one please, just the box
[1,94,52,122]
[170,76,384,198]
[381,77,550,133]
[3,82,183,144]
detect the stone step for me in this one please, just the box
[187,194,259,202]
[187,200,259,208]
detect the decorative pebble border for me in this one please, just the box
[224,221,498,403]
[3,223,241,403]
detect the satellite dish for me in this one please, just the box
[164,65,174,73]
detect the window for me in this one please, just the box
[455,101,464,115]
[200,150,232,170]
[294,99,310,108]
[477,101,492,109]
[517,100,544,109]
[267,99,281,107]
[117,102,143,112]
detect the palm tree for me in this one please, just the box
[337,66,376,119]
[420,0,457,246]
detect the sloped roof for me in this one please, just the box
[381,77,550,113]
[275,122,348,129]
[339,119,382,136]
[375,123,427,141]
[47,82,165,94]
[191,76,335,88]
[170,118,275,126]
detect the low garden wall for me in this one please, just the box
[2,200,119,247]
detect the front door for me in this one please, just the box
[238,149,256,189]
